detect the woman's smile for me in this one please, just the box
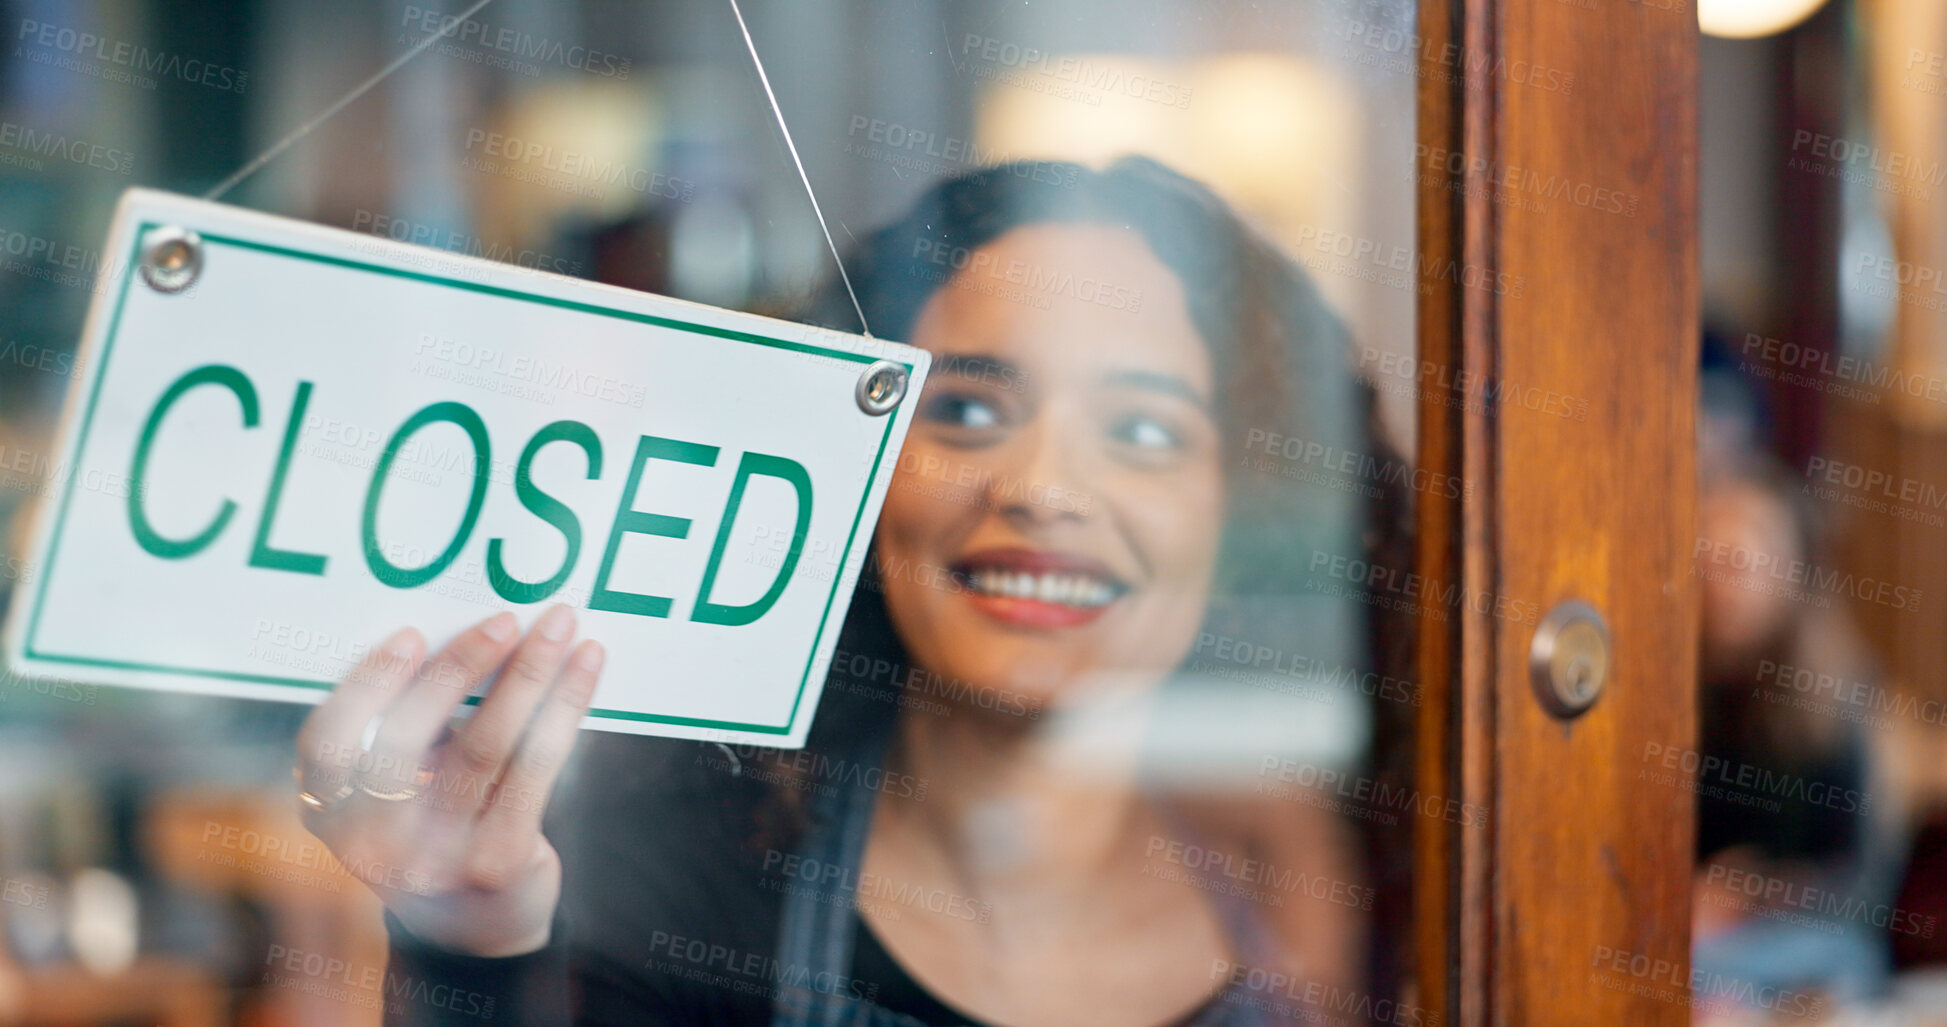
[953,545,1133,628]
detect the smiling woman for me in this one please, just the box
[315,157,1415,1026]
[878,220,1227,696]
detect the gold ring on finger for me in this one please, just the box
[356,764,435,803]
[293,765,356,813]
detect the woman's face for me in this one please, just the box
[875,223,1226,711]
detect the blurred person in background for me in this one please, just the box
[1690,354,1902,1021]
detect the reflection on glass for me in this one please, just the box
[0,2,1418,1023]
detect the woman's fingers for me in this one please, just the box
[361,612,521,799]
[293,616,601,923]
[295,627,425,802]
[434,605,580,814]
[466,639,604,890]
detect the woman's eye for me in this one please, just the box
[923,393,1003,431]
[1111,414,1183,451]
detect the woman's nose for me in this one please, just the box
[989,411,1090,528]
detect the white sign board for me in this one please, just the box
[2,189,928,748]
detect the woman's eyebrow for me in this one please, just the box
[1104,369,1212,411]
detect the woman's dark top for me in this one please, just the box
[379,730,1316,1026]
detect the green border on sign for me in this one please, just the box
[23,221,905,736]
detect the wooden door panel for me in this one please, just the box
[1416,1,1699,1023]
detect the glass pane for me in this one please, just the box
[0,1,1422,1023]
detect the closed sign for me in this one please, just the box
[2,189,928,747]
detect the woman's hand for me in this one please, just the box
[293,605,604,957]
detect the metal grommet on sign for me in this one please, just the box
[1529,599,1610,719]
[139,226,203,294]
[855,360,907,416]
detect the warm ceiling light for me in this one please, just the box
[1698,0,1831,38]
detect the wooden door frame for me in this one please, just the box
[1413,1,1700,1023]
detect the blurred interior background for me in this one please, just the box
[1692,0,1947,1022]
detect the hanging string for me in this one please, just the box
[724,0,872,338]
[713,742,744,778]
[201,0,869,337]
[204,0,498,202]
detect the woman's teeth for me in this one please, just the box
[965,569,1119,607]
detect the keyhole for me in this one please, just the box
[1564,655,1593,701]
